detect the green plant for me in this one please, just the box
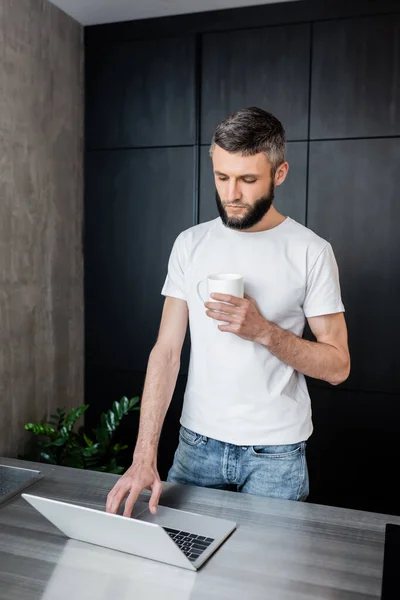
[21,396,140,474]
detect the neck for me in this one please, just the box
[236,206,286,233]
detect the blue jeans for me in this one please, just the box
[167,426,309,501]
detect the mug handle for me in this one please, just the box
[196,279,208,303]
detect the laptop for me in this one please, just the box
[22,493,236,571]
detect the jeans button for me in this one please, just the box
[241,446,247,451]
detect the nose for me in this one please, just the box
[224,179,241,204]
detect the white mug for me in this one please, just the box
[196,273,244,326]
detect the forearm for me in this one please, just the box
[258,322,349,385]
[133,345,180,464]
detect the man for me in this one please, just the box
[106,107,350,517]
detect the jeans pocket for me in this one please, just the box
[247,442,307,501]
[250,442,303,458]
[179,425,206,447]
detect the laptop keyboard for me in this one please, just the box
[163,527,215,562]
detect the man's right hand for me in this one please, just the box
[106,459,163,518]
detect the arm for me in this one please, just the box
[258,311,350,386]
[205,294,350,386]
[134,296,188,462]
[106,296,188,516]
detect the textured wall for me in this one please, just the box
[0,0,83,457]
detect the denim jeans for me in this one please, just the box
[167,425,309,501]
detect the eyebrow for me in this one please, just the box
[214,171,258,178]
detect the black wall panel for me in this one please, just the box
[201,24,310,143]
[86,36,196,149]
[308,138,400,393]
[311,15,400,139]
[85,0,400,515]
[85,147,194,373]
[307,385,400,515]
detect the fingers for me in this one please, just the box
[204,301,236,314]
[206,311,234,323]
[106,483,129,514]
[149,480,163,514]
[209,293,244,306]
[218,324,235,332]
[123,485,142,518]
[205,300,244,323]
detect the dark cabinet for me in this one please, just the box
[85,147,194,372]
[307,385,400,514]
[311,15,400,139]
[201,24,311,144]
[86,36,196,149]
[308,138,400,393]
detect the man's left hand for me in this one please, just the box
[205,293,271,343]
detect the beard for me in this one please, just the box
[215,181,275,230]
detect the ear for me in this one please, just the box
[274,162,289,187]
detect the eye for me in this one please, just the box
[243,179,256,184]
[217,176,228,181]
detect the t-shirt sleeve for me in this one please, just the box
[161,233,187,301]
[303,243,345,318]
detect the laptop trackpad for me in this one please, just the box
[134,504,172,525]
[130,500,151,519]
[135,504,210,536]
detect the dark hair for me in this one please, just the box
[209,107,286,175]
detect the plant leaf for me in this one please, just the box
[25,423,56,438]
[112,443,128,452]
[64,405,89,432]
[83,433,93,447]
[129,396,140,409]
[48,408,66,430]
[47,437,67,447]
[39,451,57,464]
[59,426,69,439]
[82,444,100,458]
[94,396,140,449]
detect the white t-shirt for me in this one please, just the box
[161,216,345,446]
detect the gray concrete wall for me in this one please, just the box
[0,0,83,457]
